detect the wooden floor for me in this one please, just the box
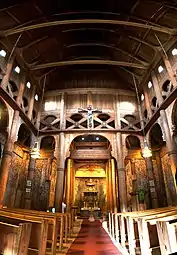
[66,219,122,255]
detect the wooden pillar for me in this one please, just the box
[0,55,15,89]
[145,158,158,208]
[115,94,127,212]
[130,159,138,211]
[152,71,177,205]
[108,159,114,212]
[66,158,71,211]
[24,89,43,209]
[155,151,167,207]
[0,72,26,207]
[162,55,177,87]
[106,160,111,212]
[55,132,65,212]
[24,134,36,209]
[111,158,117,212]
[144,88,153,119]
[117,132,128,212]
[60,92,66,130]
[70,159,75,205]
[27,85,36,120]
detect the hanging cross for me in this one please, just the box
[78,105,102,129]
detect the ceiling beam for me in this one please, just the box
[31,60,147,70]
[62,27,159,50]
[128,35,159,50]
[65,43,149,66]
[18,36,49,50]
[1,19,173,37]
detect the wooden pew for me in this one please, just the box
[0,210,49,255]
[0,221,31,255]
[107,207,177,255]
[1,208,72,254]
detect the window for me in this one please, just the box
[44,101,57,111]
[0,49,6,57]
[35,94,38,101]
[148,81,152,89]
[26,82,31,89]
[14,66,20,73]
[141,94,144,101]
[172,48,177,56]
[119,102,135,113]
[158,65,164,73]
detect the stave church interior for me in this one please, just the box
[0,0,177,254]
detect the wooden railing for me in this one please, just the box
[103,206,177,255]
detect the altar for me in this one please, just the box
[80,207,101,217]
[80,191,101,217]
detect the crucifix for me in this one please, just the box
[78,105,102,129]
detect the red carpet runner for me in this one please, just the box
[67,220,122,255]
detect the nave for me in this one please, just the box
[66,219,121,255]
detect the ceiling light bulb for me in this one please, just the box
[158,65,164,73]
[172,48,177,56]
[148,81,152,89]
[35,94,38,101]
[26,82,31,89]
[0,50,6,57]
[14,66,20,73]
[141,94,144,101]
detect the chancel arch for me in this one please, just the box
[64,134,117,214]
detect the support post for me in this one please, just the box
[152,70,177,205]
[145,157,158,208]
[117,133,128,212]
[0,72,26,207]
[27,85,36,120]
[55,132,65,212]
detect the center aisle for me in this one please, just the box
[67,219,122,255]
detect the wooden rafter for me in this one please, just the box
[0,19,173,37]
[31,60,146,70]
[65,43,149,66]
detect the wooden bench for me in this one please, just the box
[0,220,31,255]
[106,206,177,255]
[0,210,50,255]
[1,208,73,254]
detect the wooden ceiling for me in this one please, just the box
[0,0,177,91]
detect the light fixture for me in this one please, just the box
[26,81,31,89]
[172,48,177,56]
[35,94,38,101]
[30,76,46,159]
[141,139,152,158]
[141,94,144,101]
[148,81,153,89]
[96,137,99,141]
[82,137,85,141]
[30,141,40,159]
[133,75,152,158]
[0,49,6,57]
[14,66,20,73]
[158,65,164,73]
